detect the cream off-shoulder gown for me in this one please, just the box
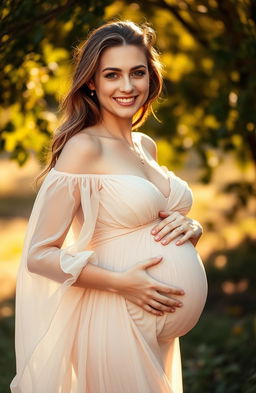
[10,164,208,393]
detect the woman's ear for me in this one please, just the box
[87,79,95,91]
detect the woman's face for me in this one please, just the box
[89,44,150,120]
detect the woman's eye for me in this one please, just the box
[133,70,146,77]
[104,70,146,79]
[105,72,117,79]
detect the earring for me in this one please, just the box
[90,90,95,96]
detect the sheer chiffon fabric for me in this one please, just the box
[10,167,207,393]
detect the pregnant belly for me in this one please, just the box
[92,225,208,340]
[147,237,208,338]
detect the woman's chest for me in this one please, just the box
[98,176,170,227]
[77,173,193,232]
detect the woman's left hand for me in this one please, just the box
[151,211,203,246]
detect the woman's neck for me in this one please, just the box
[98,117,133,144]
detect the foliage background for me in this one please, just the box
[0,1,255,392]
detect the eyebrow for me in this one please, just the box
[102,65,147,72]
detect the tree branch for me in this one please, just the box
[0,0,79,49]
[149,0,209,48]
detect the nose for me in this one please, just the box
[119,75,134,93]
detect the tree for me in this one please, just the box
[0,0,112,164]
[125,0,256,182]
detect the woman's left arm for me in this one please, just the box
[151,210,203,247]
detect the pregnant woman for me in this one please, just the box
[10,20,208,393]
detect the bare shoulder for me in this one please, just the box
[54,132,101,174]
[136,131,158,161]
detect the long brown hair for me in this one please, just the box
[35,19,164,187]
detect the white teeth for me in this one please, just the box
[114,97,136,103]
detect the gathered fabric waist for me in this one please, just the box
[89,218,161,248]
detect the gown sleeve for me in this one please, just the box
[10,168,102,393]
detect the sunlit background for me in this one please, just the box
[1,1,256,392]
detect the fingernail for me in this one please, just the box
[176,241,181,245]
[161,239,167,244]
[154,236,160,240]
[151,229,156,234]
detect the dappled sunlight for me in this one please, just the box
[222,281,237,295]
[0,259,16,303]
[0,219,27,263]
[222,279,249,295]
[0,218,26,302]
[214,255,227,269]
[0,155,40,196]
[0,304,13,319]
[0,158,42,305]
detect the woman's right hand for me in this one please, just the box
[116,256,185,316]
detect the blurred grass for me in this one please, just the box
[181,311,256,393]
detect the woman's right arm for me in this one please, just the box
[73,256,184,316]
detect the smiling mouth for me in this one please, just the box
[113,96,138,105]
